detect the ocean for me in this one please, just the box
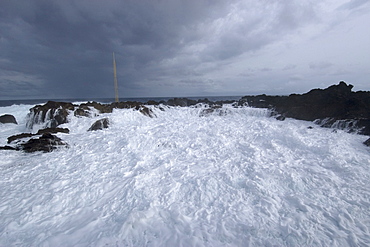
[0,101,369,246]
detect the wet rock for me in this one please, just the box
[78,101,154,115]
[7,133,34,144]
[0,145,19,150]
[27,101,75,129]
[146,100,160,105]
[36,127,70,135]
[20,133,68,153]
[313,118,370,135]
[239,81,370,135]
[0,114,17,124]
[74,108,91,117]
[364,138,370,146]
[79,102,113,114]
[275,115,286,121]
[139,106,156,118]
[115,101,151,111]
[239,81,369,120]
[7,128,69,144]
[88,118,109,131]
[166,98,198,107]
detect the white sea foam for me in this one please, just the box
[0,104,369,246]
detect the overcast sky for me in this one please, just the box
[0,0,369,100]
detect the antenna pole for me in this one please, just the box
[113,52,119,102]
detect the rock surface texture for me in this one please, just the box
[20,133,68,153]
[238,81,370,135]
[0,114,17,124]
[2,128,70,152]
[7,128,70,144]
[26,101,74,129]
[88,118,110,131]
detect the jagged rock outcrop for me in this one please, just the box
[0,114,17,124]
[26,101,75,129]
[7,133,34,144]
[7,128,69,144]
[26,100,157,130]
[139,106,156,118]
[20,133,68,153]
[88,118,109,131]
[36,127,70,135]
[2,132,68,153]
[75,101,156,118]
[239,81,370,135]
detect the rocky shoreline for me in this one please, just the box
[1,81,370,152]
[238,81,370,135]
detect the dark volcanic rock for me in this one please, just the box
[74,108,91,117]
[76,101,156,118]
[88,118,109,131]
[20,133,67,153]
[240,81,370,135]
[166,98,198,107]
[7,133,34,144]
[364,138,370,146]
[313,118,370,135]
[79,101,114,114]
[0,145,18,150]
[139,106,156,118]
[164,97,229,107]
[7,128,69,144]
[275,115,286,121]
[36,127,70,135]
[0,114,17,124]
[27,101,75,129]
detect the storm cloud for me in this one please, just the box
[0,0,369,99]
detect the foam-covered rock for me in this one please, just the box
[7,128,69,144]
[88,118,109,131]
[26,101,75,129]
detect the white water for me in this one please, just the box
[0,104,369,246]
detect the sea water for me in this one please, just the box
[0,102,369,246]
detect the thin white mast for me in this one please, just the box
[113,52,119,102]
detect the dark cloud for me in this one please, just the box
[0,0,369,99]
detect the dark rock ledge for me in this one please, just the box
[238,81,370,136]
[238,81,370,146]
[1,128,70,152]
[20,133,68,153]
[7,128,70,144]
